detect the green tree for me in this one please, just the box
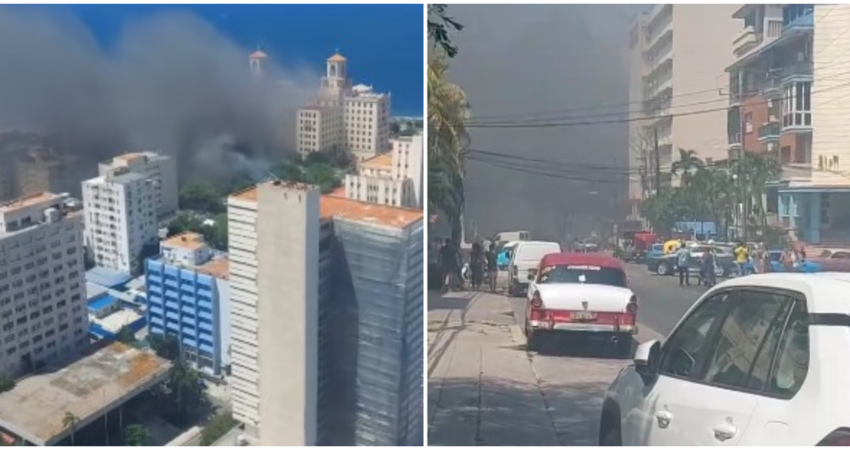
[428,5,464,58]
[270,161,304,182]
[148,333,180,360]
[671,148,705,188]
[428,54,470,250]
[0,373,14,394]
[303,162,341,194]
[124,424,149,446]
[117,326,137,345]
[62,411,79,446]
[179,182,226,215]
[200,411,238,446]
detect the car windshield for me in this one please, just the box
[537,264,627,288]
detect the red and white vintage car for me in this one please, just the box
[524,253,638,355]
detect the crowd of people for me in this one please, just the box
[437,239,499,293]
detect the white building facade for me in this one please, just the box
[98,152,178,219]
[0,193,88,377]
[82,168,159,275]
[227,181,320,446]
[344,134,423,208]
[297,53,391,162]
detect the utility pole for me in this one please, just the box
[739,110,748,242]
[654,127,661,197]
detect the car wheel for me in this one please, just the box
[616,334,633,358]
[600,425,622,446]
[656,261,671,276]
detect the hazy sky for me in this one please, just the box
[445,5,637,240]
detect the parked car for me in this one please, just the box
[507,240,562,296]
[600,272,850,446]
[809,248,850,272]
[524,253,637,356]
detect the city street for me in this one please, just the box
[427,263,706,446]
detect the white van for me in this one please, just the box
[507,240,562,296]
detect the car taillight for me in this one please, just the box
[818,429,850,446]
[626,295,638,314]
[530,292,543,309]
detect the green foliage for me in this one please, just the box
[117,326,137,346]
[179,182,226,215]
[124,424,149,446]
[641,151,781,238]
[148,333,180,361]
[167,213,228,251]
[269,153,343,194]
[428,5,464,58]
[200,411,238,446]
[0,374,14,394]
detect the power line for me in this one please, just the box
[465,67,850,127]
[464,79,850,129]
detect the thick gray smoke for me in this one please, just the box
[0,7,317,183]
[445,5,637,240]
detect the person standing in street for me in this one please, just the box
[676,244,691,286]
[485,243,499,293]
[469,242,485,290]
[439,238,457,292]
[733,242,749,277]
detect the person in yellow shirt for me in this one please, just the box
[733,242,749,277]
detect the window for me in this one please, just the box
[768,300,809,396]
[701,290,792,390]
[659,292,732,378]
[537,265,627,288]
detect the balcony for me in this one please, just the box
[761,74,783,98]
[782,61,813,82]
[733,26,758,57]
[758,123,781,142]
[782,110,812,133]
[783,6,814,32]
[728,132,742,150]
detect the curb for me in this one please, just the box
[509,324,526,345]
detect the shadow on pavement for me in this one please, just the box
[429,376,608,446]
[428,291,479,378]
[528,335,635,361]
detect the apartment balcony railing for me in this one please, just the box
[728,132,742,148]
[782,61,813,81]
[783,6,814,32]
[761,74,783,98]
[758,123,781,142]
[733,26,758,57]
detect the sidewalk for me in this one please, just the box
[427,290,560,446]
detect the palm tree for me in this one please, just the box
[428,54,470,247]
[671,148,705,188]
[733,153,780,235]
[62,411,79,446]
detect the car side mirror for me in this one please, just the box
[634,339,661,384]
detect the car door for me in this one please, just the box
[661,289,796,446]
[623,292,735,446]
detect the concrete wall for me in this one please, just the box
[670,4,741,163]
[812,4,850,185]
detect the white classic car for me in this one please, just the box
[525,253,638,356]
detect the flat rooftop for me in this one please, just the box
[320,196,423,229]
[196,256,229,280]
[162,232,206,251]
[361,152,393,170]
[229,180,316,203]
[0,342,172,446]
[0,192,59,213]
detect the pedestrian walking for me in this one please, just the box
[733,242,749,277]
[470,242,485,290]
[675,245,691,286]
[485,243,499,293]
[439,238,457,292]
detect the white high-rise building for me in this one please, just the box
[344,134,423,208]
[227,181,320,446]
[82,167,159,275]
[297,53,391,161]
[98,151,178,219]
[0,192,88,377]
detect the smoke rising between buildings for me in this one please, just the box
[0,7,317,184]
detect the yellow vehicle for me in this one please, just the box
[663,239,682,255]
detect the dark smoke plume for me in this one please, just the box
[0,7,317,183]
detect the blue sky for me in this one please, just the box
[26,4,424,116]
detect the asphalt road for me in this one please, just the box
[505,262,705,338]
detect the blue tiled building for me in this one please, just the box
[145,232,230,375]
